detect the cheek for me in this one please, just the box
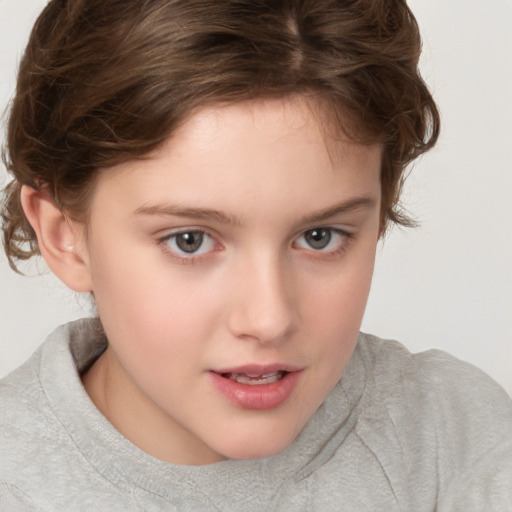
[302,249,376,369]
[306,251,375,326]
[89,246,224,358]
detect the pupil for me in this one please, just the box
[176,232,203,253]
[306,228,331,249]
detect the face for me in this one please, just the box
[78,97,382,465]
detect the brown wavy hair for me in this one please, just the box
[1,0,439,272]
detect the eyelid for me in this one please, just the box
[293,226,354,254]
[157,227,222,262]
[157,225,216,242]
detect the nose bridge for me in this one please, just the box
[228,248,297,344]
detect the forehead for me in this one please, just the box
[89,97,382,222]
[164,96,379,162]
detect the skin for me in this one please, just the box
[72,97,383,465]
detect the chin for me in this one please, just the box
[213,423,302,461]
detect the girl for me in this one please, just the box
[1,0,511,510]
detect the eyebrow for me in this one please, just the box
[300,196,377,224]
[134,204,236,224]
[133,196,376,226]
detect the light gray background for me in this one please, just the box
[1,0,511,395]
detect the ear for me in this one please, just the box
[20,185,93,292]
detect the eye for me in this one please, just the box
[295,227,348,252]
[164,230,216,256]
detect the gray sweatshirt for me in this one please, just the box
[1,319,511,511]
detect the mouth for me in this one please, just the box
[209,365,302,410]
[220,370,288,385]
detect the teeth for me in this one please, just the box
[224,371,285,385]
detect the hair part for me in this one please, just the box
[2,0,439,272]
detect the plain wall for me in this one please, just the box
[1,0,511,395]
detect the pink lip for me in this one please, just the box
[208,364,303,411]
[212,363,302,375]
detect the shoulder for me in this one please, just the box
[0,346,63,476]
[0,321,128,510]
[0,345,51,439]
[357,332,512,428]
[356,333,512,510]
[0,349,53,506]
[0,320,99,451]
[0,324,96,504]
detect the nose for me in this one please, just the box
[226,252,298,345]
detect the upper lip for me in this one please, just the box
[211,363,303,375]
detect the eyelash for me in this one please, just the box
[157,226,354,264]
[293,227,354,258]
[157,229,220,265]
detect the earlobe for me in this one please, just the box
[20,185,93,292]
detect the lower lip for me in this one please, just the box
[209,371,301,410]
